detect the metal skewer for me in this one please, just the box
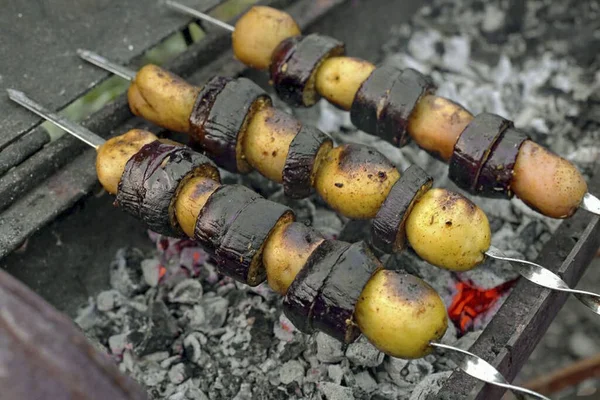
[6,88,554,400]
[163,0,235,32]
[76,49,136,81]
[580,192,600,215]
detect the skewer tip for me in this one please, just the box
[580,192,600,216]
[7,88,25,102]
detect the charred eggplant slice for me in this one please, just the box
[311,241,381,343]
[282,240,350,333]
[215,198,294,286]
[371,165,433,253]
[476,127,529,198]
[116,141,219,238]
[196,77,271,173]
[194,185,261,251]
[350,65,402,135]
[270,33,345,107]
[188,76,232,143]
[449,112,513,192]
[378,68,436,147]
[283,125,333,198]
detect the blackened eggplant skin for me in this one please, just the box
[378,68,436,147]
[188,76,232,144]
[201,78,272,173]
[282,240,350,333]
[216,199,294,286]
[449,112,513,192]
[194,185,261,251]
[350,65,402,135]
[371,165,433,253]
[476,127,529,198]
[282,125,332,199]
[311,241,380,343]
[116,141,219,238]
[270,33,345,107]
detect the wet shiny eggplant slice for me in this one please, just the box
[194,184,261,252]
[476,127,529,198]
[189,76,232,144]
[282,240,350,333]
[270,33,345,107]
[216,198,294,286]
[116,141,219,238]
[371,165,433,253]
[378,68,436,147]
[350,65,402,135]
[311,241,380,343]
[283,125,333,199]
[449,112,512,192]
[200,78,272,173]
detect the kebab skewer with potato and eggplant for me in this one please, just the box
[5,89,554,400]
[162,1,600,220]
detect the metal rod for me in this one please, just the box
[429,342,550,400]
[76,49,136,81]
[485,245,600,315]
[580,192,600,216]
[7,89,105,149]
[163,0,235,32]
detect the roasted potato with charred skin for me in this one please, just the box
[175,176,221,237]
[314,144,400,219]
[96,129,158,194]
[315,57,376,110]
[355,269,448,359]
[232,6,301,70]
[128,65,200,133]
[405,188,491,271]
[512,141,588,218]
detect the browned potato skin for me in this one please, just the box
[355,269,448,359]
[262,221,325,295]
[232,6,301,70]
[407,95,474,161]
[315,57,376,110]
[242,106,301,182]
[175,176,221,237]
[128,65,200,133]
[405,188,491,271]
[314,145,401,219]
[512,141,587,218]
[96,129,158,194]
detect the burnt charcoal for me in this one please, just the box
[194,184,261,252]
[199,295,229,331]
[371,165,433,253]
[110,247,148,297]
[378,68,436,147]
[449,112,512,192]
[128,301,179,357]
[476,127,529,198]
[215,198,293,285]
[283,125,332,198]
[310,241,380,343]
[283,240,350,334]
[201,78,271,172]
[350,65,403,135]
[248,308,275,350]
[271,34,345,107]
[189,76,232,143]
[279,340,307,363]
[116,141,219,238]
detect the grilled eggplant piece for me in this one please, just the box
[283,125,333,198]
[191,78,271,173]
[270,34,345,107]
[282,240,350,333]
[371,165,433,253]
[216,198,294,286]
[378,68,436,147]
[194,185,261,251]
[449,113,512,192]
[116,141,219,238]
[189,76,231,144]
[311,241,381,343]
[350,65,402,135]
[476,127,529,198]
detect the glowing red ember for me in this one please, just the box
[448,277,518,335]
